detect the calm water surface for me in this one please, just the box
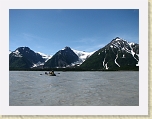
[9,71,139,106]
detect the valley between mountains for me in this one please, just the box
[9,37,139,71]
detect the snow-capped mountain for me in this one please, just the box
[9,47,46,69]
[108,37,139,66]
[80,37,139,70]
[44,46,80,68]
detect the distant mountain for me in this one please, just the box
[9,47,46,69]
[80,37,139,70]
[44,46,79,68]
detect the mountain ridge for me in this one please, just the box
[80,37,139,70]
[43,46,80,68]
[9,37,139,70]
[9,47,45,69]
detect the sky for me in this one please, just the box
[9,9,139,55]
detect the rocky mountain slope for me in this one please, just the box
[43,46,79,68]
[80,37,139,70]
[9,47,46,69]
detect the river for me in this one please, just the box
[9,71,139,106]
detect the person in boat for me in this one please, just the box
[49,70,55,75]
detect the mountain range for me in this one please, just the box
[9,46,93,70]
[9,37,139,70]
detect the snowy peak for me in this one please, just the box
[110,37,136,46]
[108,37,139,67]
[9,47,46,69]
[108,37,139,54]
[44,46,79,68]
[110,37,129,47]
[62,46,71,50]
[112,37,122,41]
[11,47,32,58]
[16,47,31,53]
[80,37,139,70]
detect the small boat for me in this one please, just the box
[47,73,56,76]
[45,72,56,76]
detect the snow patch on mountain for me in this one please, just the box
[72,49,95,63]
[37,52,52,62]
[128,42,139,62]
[12,50,22,57]
[115,38,121,41]
[105,63,109,70]
[32,61,44,68]
[31,52,52,68]
[115,54,120,67]
[9,50,12,54]
[103,57,106,68]
[136,61,139,66]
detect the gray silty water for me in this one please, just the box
[9,71,139,106]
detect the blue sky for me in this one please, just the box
[9,9,139,55]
